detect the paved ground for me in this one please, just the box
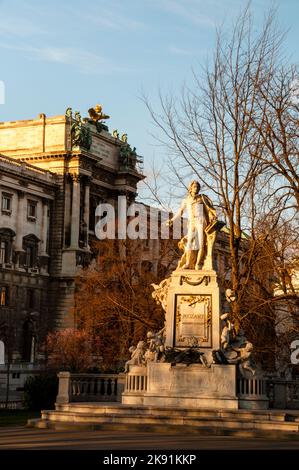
[0,426,298,449]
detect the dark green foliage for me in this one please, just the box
[23,374,58,411]
[0,410,40,427]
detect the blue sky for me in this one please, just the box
[0,0,298,202]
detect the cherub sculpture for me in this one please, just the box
[144,328,165,363]
[124,340,145,372]
[88,104,110,122]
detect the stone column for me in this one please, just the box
[83,177,91,248]
[63,174,72,247]
[40,199,49,255]
[15,191,25,266]
[70,174,80,249]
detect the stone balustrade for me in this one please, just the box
[125,366,148,393]
[237,376,269,409]
[0,154,57,182]
[56,372,125,404]
[0,400,23,409]
[55,370,299,410]
[238,376,267,397]
[267,379,299,409]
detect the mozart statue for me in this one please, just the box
[167,180,222,270]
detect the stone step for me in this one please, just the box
[28,407,299,435]
[54,403,295,422]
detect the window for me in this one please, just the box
[25,245,34,267]
[0,240,8,264]
[0,228,14,265]
[1,193,12,214]
[22,319,36,362]
[0,286,9,306]
[22,234,39,268]
[27,200,37,221]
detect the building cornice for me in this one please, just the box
[0,154,59,188]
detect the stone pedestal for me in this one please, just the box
[122,267,269,411]
[56,371,71,404]
[122,363,239,409]
[165,269,221,353]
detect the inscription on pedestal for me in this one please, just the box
[175,294,212,348]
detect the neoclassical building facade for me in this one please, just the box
[0,109,144,364]
[0,108,235,373]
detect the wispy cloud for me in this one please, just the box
[0,42,131,75]
[0,15,46,37]
[81,7,146,31]
[157,0,216,28]
[78,0,147,31]
[169,45,193,56]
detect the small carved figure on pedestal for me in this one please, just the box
[144,328,165,363]
[124,340,146,372]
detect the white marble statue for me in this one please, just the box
[220,313,235,350]
[124,340,146,372]
[167,180,218,270]
[144,328,165,363]
[234,341,255,376]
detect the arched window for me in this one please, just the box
[0,228,15,265]
[22,319,36,363]
[22,234,39,268]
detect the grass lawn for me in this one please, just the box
[0,410,40,427]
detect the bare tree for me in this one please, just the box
[144,6,288,323]
[252,66,299,209]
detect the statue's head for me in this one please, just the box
[74,112,82,124]
[225,288,236,303]
[188,180,200,195]
[94,104,102,114]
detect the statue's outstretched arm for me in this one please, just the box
[168,201,186,224]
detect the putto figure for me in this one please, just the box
[167,180,219,270]
[124,341,145,372]
[88,104,110,122]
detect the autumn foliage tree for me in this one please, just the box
[46,328,100,372]
[73,238,176,371]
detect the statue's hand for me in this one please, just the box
[166,219,173,227]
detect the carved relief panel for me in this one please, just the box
[174,294,212,348]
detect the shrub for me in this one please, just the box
[23,374,58,411]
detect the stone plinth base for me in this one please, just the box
[122,363,239,410]
[238,398,269,410]
[122,363,269,410]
